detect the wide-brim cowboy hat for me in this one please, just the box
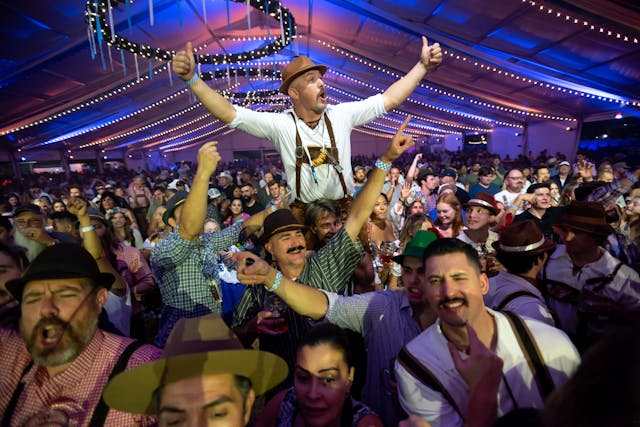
[279,56,328,94]
[103,314,288,414]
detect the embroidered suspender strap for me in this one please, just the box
[1,361,34,427]
[322,115,349,198]
[289,113,349,200]
[88,340,145,427]
[502,311,555,399]
[290,112,305,200]
[495,290,542,311]
[396,347,464,420]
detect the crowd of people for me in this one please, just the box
[1,36,640,427]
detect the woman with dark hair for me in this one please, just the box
[224,197,250,228]
[100,191,139,229]
[107,208,144,249]
[258,323,383,427]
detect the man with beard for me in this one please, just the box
[543,201,640,350]
[353,165,367,196]
[239,182,265,216]
[172,38,442,218]
[12,205,75,262]
[395,238,579,427]
[495,168,526,209]
[0,243,161,426]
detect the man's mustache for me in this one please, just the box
[287,245,306,254]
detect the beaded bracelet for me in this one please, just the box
[185,74,199,86]
[267,270,283,292]
[375,158,392,172]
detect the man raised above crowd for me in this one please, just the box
[172,37,442,218]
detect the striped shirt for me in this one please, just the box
[151,223,243,347]
[232,227,364,371]
[0,327,161,426]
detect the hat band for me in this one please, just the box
[267,223,303,237]
[468,199,495,210]
[499,236,546,252]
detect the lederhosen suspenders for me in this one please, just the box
[396,312,555,423]
[290,113,349,200]
[2,340,144,427]
[495,290,543,311]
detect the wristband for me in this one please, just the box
[267,270,283,292]
[185,74,199,86]
[80,225,95,233]
[508,203,519,211]
[271,205,276,213]
[375,158,392,172]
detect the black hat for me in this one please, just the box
[13,204,42,217]
[163,190,189,226]
[6,243,114,301]
[260,209,306,243]
[439,168,457,178]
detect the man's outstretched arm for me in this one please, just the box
[173,42,237,124]
[382,36,442,111]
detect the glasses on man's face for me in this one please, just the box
[14,218,43,228]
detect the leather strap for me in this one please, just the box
[290,113,348,200]
[495,290,542,311]
[88,340,145,427]
[502,311,555,399]
[396,347,464,420]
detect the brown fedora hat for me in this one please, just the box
[279,56,328,94]
[103,314,288,414]
[492,220,556,255]
[464,192,500,215]
[260,209,307,243]
[553,201,614,237]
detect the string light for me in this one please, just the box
[85,0,297,65]
[523,0,638,44]
[317,39,628,119]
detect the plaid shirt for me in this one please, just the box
[151,223,242,347]
[0,327,161,426]
[232,227,364,370]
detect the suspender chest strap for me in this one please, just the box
[88,340,145,427]
[396,346,464,420]
[290,113,349,200]
[502,311,555,399]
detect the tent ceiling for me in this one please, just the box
[0,0,638,154]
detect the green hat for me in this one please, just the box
[393,230,438,265]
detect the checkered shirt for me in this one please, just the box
[0,327,161,426]
[151,223,242,346]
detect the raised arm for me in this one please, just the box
[406,153,422,186]
[173,42,237,124]
[179,141,220,241]
[382,37,442,111]
[344,116,415,241]
[68,198,127,297]
[233,252,329,320]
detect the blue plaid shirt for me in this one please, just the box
[151,223,242,346]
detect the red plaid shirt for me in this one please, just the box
[0,327,161,426]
